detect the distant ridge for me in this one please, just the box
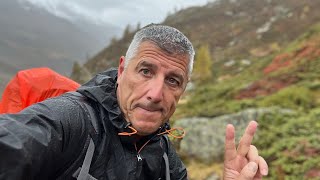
[0,0,120,94]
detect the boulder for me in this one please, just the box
[174,107,295,164]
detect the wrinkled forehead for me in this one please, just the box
[137,40,190,70]
[141,38,190,58]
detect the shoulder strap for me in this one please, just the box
[68,92,98,180]
[163,152,171,180]
[78,100,99,180]
[75,138,96,180]
[162,135,171,180]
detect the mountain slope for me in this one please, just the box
[73,0,320,82]
[0,0,120,94]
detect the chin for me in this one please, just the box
[130,115,164,135]
[137,131,153,136]
[133,123,160,136]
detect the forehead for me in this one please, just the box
[129,41,189,76]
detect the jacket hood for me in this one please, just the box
[76,68,170,136]
[76,68,128,130]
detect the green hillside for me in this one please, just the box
[176,23,320,180]
[175,23,320,118]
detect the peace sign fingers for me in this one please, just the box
[224,124,237,161]
[237,121,258,157]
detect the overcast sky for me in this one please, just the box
[22,0,210,28]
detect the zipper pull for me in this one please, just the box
[137,154,142,161]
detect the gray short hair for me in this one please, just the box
[125,24,195,77]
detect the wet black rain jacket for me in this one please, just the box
[0,69,187,180]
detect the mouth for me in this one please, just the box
[139,106,161,112]
[134,104,162,112]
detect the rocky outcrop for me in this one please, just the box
[174,107,296,164]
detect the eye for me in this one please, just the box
[166,77,180,87]
[139,68,151,77]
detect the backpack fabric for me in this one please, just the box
[0,67,80,114]
[0,68,99,179]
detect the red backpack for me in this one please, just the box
[0,68,99,179]
[0,67,80,114]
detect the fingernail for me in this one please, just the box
[261,168,268,176]
[248,162,258,173]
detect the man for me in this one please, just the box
[0,24,268,179]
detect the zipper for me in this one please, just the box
[135,146,143,179]
[134,139,151,162]
[137,154,142,161]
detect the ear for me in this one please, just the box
[118,56,125,78]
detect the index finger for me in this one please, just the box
[224,124,237,161]
[237,121,258,157]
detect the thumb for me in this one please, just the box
[238,162,258,180]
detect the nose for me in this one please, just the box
[146,77,164,103]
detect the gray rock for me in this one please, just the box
[206,173,220,180]
[174,107,295,164]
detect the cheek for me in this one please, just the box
[118,76,134,107]
[122,80,135,99]
[120,76,145,105]
[172,90,184,102]
[165,92,180,113]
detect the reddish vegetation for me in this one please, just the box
[293,44,320,62]
[263,53,291,74]
[298,140,319,157]
[263,44,319,74]
[235,43,320,100]
[305,169,320,178]
[235,75,299,99]
[295,45,317,59]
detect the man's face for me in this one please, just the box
[117,41,189,136]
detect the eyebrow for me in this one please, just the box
[136,60,158,71]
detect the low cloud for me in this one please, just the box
[21,0,209,28]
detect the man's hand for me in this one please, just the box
[223,121,268,180]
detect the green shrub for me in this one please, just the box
[177,83,236,117]
[258,86,314,111]
[253,108,320,179]
[225,99,257,112]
